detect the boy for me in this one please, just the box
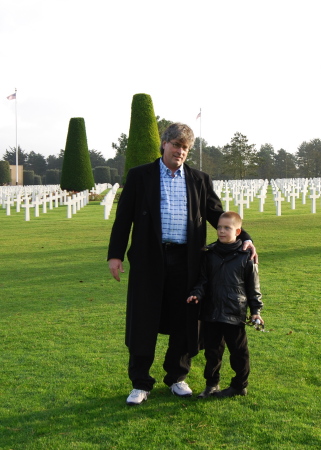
[187,211,263,398]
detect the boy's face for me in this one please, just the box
[217,217,241,244]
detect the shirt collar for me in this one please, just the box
[159,157,184,178]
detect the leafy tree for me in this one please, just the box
[296,139,321,177]
[112,133,128,156]
[89,149,107,169]
[111,133,128,180]
[60,118,95,191]
[0,161,11,184]
[204,146,225,179]
[274,149,297,178]
[222,132,258,179]
[257,144,276,180]
[156,116,173,140]
[47,150,64,171]
[186,138,225,179]
[3,146,28,166]
[26,151,47,177]
[187,137,208,169]
[125,94,160,179]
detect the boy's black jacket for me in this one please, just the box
[190,239,263,326]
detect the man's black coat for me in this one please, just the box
[107,159,251,357]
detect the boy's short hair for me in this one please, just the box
[219,211,242,228]
[160,122,195,155]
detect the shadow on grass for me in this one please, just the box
[0,388,201,447]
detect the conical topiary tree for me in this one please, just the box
[124,93,160,180]
[0,161,11,185]
[60,118,95,191]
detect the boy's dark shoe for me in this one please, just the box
[214,386,247,398]
[197,385,220,398]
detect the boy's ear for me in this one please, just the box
[236,228,242,236]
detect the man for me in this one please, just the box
[108,123,256,405]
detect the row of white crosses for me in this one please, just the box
[64,191,90,219]
[212,178,321,217]
[271,178,321,215]
[0,183,111,221]
[3,179,321,221]
[213,179,267,218]
[100,183,119,219]
[1,185,65,219]
[89,183,110,197]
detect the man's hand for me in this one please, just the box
[108,258,124,282]
[243,240,258,263]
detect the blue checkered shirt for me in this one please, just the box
[160,158,188,244]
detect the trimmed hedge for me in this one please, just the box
[23,170,34,185]
[0,161,11,185]
[124,93,160,179]
[33,174,42,185]
[46,169,61,184]
[109,168,119,185]
[60,118,95,191]
[94,166,111,184]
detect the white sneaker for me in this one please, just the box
[126,389,149,405]
[170,381,193,397]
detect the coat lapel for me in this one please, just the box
[144,159,162,243]
[184,164,203,240]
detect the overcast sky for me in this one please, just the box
[1,0,320,161]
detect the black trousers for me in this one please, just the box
[128,244,191,391]
[203,321,250,390]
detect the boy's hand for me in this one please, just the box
[187,295,199,304]
[251,314,264,324]
[243,240,258,263]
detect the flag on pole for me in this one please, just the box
[7,93,16,100]
[196,111,201,119]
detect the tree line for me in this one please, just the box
[0,145,125,185]
[1,116,321,184]
[188,133,321,180]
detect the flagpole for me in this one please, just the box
[15,88,18,185]
[199,108,202,171]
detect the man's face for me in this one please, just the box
[162,140,189,172]
[217,217,241,244]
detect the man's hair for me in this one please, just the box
[219,211,242,228]
[160,122,195,155]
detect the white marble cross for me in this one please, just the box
[288,188,297,210]
[236,191,248,219]
[221,189,233,211]
[4,195,14,216]
[257,189,267,213]
[301,184,308,205]
[33,195,42,217]
[274,190,284,216]
[21,196,33,221]
[65,195,74,219]
[309,187,320,213]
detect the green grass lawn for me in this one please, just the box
[0,191,320,449]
